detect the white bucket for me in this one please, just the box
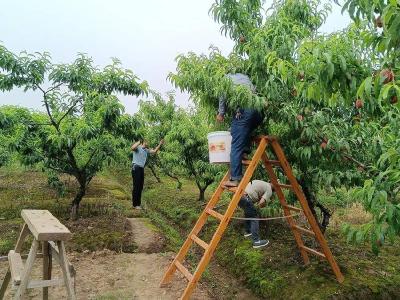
[207,131,232,164]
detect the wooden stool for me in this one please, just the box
[0,210,76,300]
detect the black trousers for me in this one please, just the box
[132,165,144,207]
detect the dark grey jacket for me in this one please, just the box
[218,73,256,116]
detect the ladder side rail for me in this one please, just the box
[160,171,230,286]
[180,137,268,300]
[261,153,310,265]
[270,140,344,282]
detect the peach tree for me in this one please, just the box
[161,107,224,201]
[169,0,399,249]
[338,0,400,252]
[136,92,182,187]
[136,92,226,197]
[0,106,33,168]
[0,45,147,218]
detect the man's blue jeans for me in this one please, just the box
[230,109,263,180]
[238,195,259,241]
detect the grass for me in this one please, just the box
[0,165,136,256]
[1,164,400,299]
[140,170,400,299]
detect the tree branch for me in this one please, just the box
[318,136,368,169]
[83,149,98,169]
[46,165,65,173]
[57,98,80,125]
[342,153,366,169]
[35,84,46,94]
[35,84,60,133]
[46,82,63,94]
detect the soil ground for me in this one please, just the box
[0,216,257,299]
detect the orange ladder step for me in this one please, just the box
[266,159,281,166]
[190,235,209,250]
[206,208,224,221]
[276,183,293,189]
[224,186,238,193]
[300,246,326,258]
[283,204,302,212]
[175,261,193,281]
[292,225,315,237]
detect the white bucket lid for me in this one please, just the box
[207,131,231,138]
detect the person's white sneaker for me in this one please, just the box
[134,206,142,210]
[244,232,252,238]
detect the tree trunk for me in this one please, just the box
[196,180,213,202]
[199,188,206,202]
[164,171,182,190]
[148,164,161,183]
[70,183,86,220]
[298,177,331,233]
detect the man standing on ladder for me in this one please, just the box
[216,73,264,187]
[240,180,273,248]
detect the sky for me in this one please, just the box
[0,0,350,115]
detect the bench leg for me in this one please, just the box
[15,239,39,300]
[0,269,11,300]
[14,224,29,253]
[42,242,52,300]
[57,241,76,300]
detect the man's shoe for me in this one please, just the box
[223,180,240,187]
[134,206,142,210]
[253,239,270,249]
[244,232,252,238]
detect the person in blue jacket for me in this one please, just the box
[130,139,164,209]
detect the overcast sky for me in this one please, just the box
[0,0,350,115]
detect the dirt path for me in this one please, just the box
[125,218,165,253]
[0,217,258,299]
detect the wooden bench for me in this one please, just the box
[0,210,76,300]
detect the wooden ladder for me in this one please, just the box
[160,135,344,299]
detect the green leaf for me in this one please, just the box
[338,55,347,71]
[380,84,393,100]
[364,77,372,98]
[327,63,334,79]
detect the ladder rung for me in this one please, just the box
[267,160,281,166]
[175,261,193,282]
[301,246,326,258]
[191,234,209,250]
[292,225,315,236]
[206,208,224,221]
[224,186,237,193]
[242,160,251,165]
[277,183,293,189]
[283,205,302,212]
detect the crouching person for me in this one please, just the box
[239,180,273,248]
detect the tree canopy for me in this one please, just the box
[168,0,400,251]
[0,45,147,217]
